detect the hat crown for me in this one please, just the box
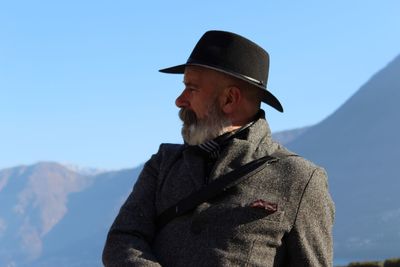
[187,31,269,87]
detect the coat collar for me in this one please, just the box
[209,112,278,181]
[181,110,279,186]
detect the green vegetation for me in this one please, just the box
[348,261,382,267]
[340,258,400,267]
[384,258,400,267]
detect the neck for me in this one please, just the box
[222,125,242,134]
[226,109,261,129]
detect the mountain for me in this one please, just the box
[0,162,92,266]
[272,126,311,145]
[0,162,141,267]
[32,166,142,267]
[286,54,400,262]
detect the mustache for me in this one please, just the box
[179,108,197,125]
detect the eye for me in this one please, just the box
[182,81,198,93]
[186,87,198,93]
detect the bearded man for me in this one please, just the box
[102,30,335,267]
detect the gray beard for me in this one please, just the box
[179,103,231,145]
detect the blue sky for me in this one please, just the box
[1,0,399,170]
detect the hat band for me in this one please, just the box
[186,59,265,87]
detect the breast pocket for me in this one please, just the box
[237,204,284,223]
[191,202,285,252]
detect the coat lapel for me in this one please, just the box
[182,147,207,190]
[208,117,276,182]
[209,139,257,181]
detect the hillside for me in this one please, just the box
[0,162,141,267]
[287,54,400,262]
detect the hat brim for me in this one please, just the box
[159,63,284,112]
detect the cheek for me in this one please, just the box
[192,90,219,118]
[188,100,203,117]
[194,103,211,119]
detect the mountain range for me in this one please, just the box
[1,54,399,266]
[287,54,400,262]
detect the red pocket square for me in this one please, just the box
[249,199,278,213]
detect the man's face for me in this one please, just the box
[175,66,231,145]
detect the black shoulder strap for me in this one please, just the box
[155,151,292,230]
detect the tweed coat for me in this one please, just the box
[102,116,335,267]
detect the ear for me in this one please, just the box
[221,86,242,114]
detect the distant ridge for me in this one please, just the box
[0,161,142,267]
[272,126,311,145]
[0,162,91,265]
[287,54,400,262]
[61,162,108,176]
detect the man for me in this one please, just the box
[103,30,335,266]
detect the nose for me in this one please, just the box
[175,89,189,108]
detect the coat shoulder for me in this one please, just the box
[156,143,185,172]
[272,144,326,184]
[158,143,184,156]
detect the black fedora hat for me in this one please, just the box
[159,30,283,112]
